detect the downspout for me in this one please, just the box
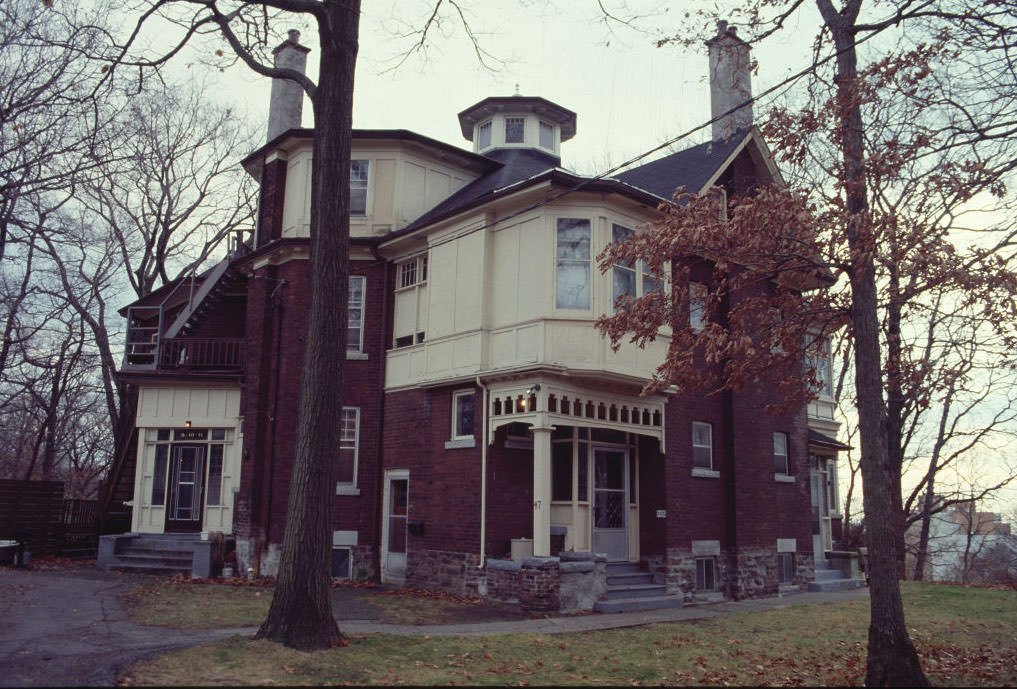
[372,246,389,581]
[263,279,287,551]
[476,375,489,568]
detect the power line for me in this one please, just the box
[414,20,894,254]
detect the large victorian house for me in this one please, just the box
[99,24,856,611]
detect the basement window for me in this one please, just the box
[696,557,717,591]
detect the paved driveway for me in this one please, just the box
[0,568,253,687]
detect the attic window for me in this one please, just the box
[478,121,492,149]
[505,117,525,144]
[539,121,554,150]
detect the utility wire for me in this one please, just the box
[414,20,894,254]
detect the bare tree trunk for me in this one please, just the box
[256,0,360,651]
[816,0,928,684]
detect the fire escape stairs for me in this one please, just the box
[163,257,240,339]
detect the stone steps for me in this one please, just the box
[808,560,867,592]
[594,562,683,613]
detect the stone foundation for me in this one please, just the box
[406,549,483,596]
[661,546,810,600]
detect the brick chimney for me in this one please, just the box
[266,29,310,142]
[707,20,752,142]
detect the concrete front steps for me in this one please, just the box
[594,562,683,613]
[808,559,867,592]
[98,533,218,577]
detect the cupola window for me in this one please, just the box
[505,117,525,143]
[477,121,492,149]
[539,121,554,150]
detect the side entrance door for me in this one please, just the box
[382,470,409,584]
[165,444,205,533]
[592,447,628,561]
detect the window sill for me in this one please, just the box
[774,473,796,483]
[346,351,369,360]
[444,438,476,449]
[691,467,720,479]
[336,485,361,496]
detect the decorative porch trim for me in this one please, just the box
[485,378,667,450]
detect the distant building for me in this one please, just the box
[907,499,1015,582]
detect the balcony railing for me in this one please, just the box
[157,338,245,371]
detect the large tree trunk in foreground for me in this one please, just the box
[256,0,361,651]
[816,0,929,684]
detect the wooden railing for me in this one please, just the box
[158,338,245,371]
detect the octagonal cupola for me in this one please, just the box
[458,95,577,158]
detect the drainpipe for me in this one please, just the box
[263,279,287,550]
[476,375,489,568]
[371,245,389,581]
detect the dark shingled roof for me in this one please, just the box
[614,133,747,199]
[808,429,852,451]
[399,147,564,233]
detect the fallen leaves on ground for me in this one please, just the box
[375,587,484,605]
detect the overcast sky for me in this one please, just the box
[213,0,821,175]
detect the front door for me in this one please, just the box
[165,444,205,532]
[382,471,409,584]
[810,458,832,560]
[592,448,628,561]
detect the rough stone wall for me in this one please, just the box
[662,547,733,601]
[405,549,483,596]
[351,544,377,581]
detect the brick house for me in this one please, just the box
[101,24,853,610]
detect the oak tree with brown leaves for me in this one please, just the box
[600,2,1017,685]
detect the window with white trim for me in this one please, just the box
[689,282,708,332]
[338,407,359,490]
[611,224,664,312]
[773,431,790,475]
[556,218,591,309]
[350,159,369,215]
[347,276,365,353]
[808,338,834,396]
[451,390,475,440]
[477,121,492,149]
[505,117,525,143]
[692,421,713,469]
[696,557,717,591]
[539,121,554,150]
[393,254,428,348]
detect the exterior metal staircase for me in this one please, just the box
[593,562,683,613]
[808,559,867,592]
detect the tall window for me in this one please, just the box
[350,159,369,215]
[348,276,365,353]
[611,224,663,312]
[809,338,834,396]
[451,390,475,440]
[505,117,525,143]
[477,121,492,149]
[689,282,708,332]
[539,121,554,149]
[773,431,790,475]
[338,407,360,490]
[556,218,591,309]
[692,421,713,469]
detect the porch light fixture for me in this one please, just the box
[185,420,192,428]
[526,384,541,396]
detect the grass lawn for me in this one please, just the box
[118,582,1017,686]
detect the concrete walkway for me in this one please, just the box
[339,586,870,637]
[0,567,869,687]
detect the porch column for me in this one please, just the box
[532,424,553,557]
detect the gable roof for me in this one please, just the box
[613,132,748,199]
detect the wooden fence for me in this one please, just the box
[0,481,99,558]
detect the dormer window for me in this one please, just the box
[505,117,525,143]
[477,121,492,149]
[539,121,554,150]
